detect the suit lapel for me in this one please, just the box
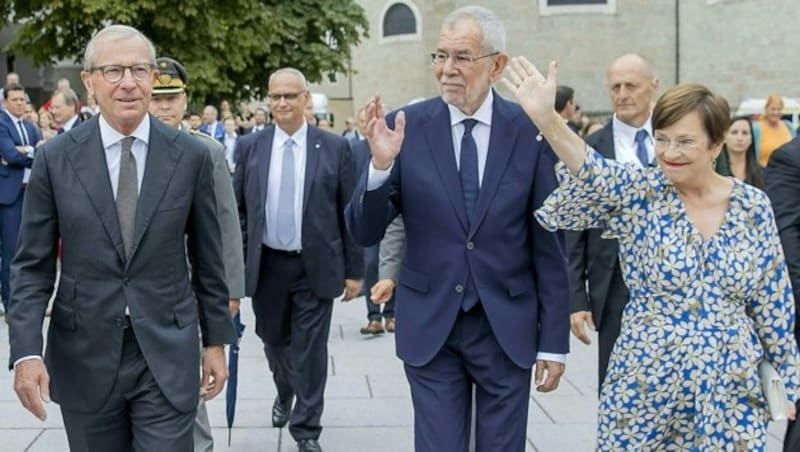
[64,116,126,262]
[258,127,276,214]
[425,100,469,232]
[1,113,23,145]
[303,127,322,215]
[128,117,181,261]
[469,93,517,237]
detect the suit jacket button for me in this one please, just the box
[455,284,464,293]
[115,317,124,327]
[123,278,131,286]
[466,241,474,250]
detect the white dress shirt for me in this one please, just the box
[263,122,307,251]
[365,93,565,365]
[5,109,34,183]
[223,133,237,167]
[612,113,654,168]
[61,114,80,133]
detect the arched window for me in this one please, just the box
[383,3,416,37]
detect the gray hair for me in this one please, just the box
[268,68,308,89]
[442,6,506,53]
[54,88,80,110]
[83,25,156,71]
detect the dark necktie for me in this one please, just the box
[116,137,138,258]
[635,129,650,167]
[276,139,296,247]
[459,119,479,225]
[17,120,28,145]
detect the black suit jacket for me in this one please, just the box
[233,124,362,299]
[765,136,800,342]
[8,114,237,413]
[566,121,629,328]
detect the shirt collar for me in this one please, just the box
[274,121,308,147]
[99,114,150,149]
[448,89,494,128]
[4,109,23,123]
[613,112,653,144]
[62,115,79,131]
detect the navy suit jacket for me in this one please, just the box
[199,122,225,141]
[0,113,38,204]
[234,124,363,300]
[345,93,570,368]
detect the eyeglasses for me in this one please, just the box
[267,92,305,102]
[90,64,155,83]
[654,136,703,152]
[430,51,500,68]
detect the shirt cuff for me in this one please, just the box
[366,159,394,191]
[536,352,566,364]
[13,355,42,369]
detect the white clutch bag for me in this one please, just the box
[759,359,788,421]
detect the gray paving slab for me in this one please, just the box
[0,296,790,451]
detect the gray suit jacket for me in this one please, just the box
[190,129,245,299]
[8,114,237,413]
[378,215,405,282]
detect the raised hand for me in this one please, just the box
[502,58,559,126]
[364,95,406,170]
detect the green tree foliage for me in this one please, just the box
[3,0,369,103]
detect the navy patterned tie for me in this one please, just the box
[635,129,650,167]
[460,119,479,225]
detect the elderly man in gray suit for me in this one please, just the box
[9,25,236,452]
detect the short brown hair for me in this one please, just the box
[652,83,730,145]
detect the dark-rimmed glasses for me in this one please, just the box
[89,64,155,83]
[267,92,306,102]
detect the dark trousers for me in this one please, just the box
[786,401,800,451]
[0,190,23,309]
[61,327,195,452]
[253,247,333,441]
[363,244,395,321]
[403,304,531,452]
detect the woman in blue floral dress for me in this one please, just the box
[503,58,800,450]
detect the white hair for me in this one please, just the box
[442,6,506,53]
[268,67,309,89]
[83,25,156,71]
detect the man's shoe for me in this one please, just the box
[271,396,292,428]
[297,439,322,452]
[385,318,395,333]
[359,319,384,335]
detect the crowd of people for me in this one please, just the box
[2,4,800,452]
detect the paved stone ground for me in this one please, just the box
[0,297,789,451]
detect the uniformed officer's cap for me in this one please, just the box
[153,57,188,95]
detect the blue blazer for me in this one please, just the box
[199,122,225,141]
[0,113,38,205]
[346,93,570,368]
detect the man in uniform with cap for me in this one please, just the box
[150,56,245,452]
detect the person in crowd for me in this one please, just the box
[219,99,233,120]
[505,56,799,450]
[235,100,254,135]
[49,88,82,134]
[220,116,238,173]
[24,102,38,125]
[199,105,224,140]
[765,134,800,451]
[0,73,31,110]
[37,109,57,142]
[555,85,579,134]
[188,111,202,131]
[80,91,100,118]
[581,119,604,138]
[567,53,659,389]
[0,83,38,321]
[251,106,268,133]
[341,117,359,141]
[233,67,362,452]
[755,94,796,166]
[8,25,236,452]
[149,55,245,452]
[715,115,764,189]
[303,97,318,126]
[346,6,570,451]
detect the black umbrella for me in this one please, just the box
[226,312,246,446]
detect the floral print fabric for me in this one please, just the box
[536,147,800,450]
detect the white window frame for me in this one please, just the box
[379,0,422,44]
[538,0,616,16]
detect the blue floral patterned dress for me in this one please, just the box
[535,148,800,451]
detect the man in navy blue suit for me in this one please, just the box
[0,83,38,318]
[346,6,570,451]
